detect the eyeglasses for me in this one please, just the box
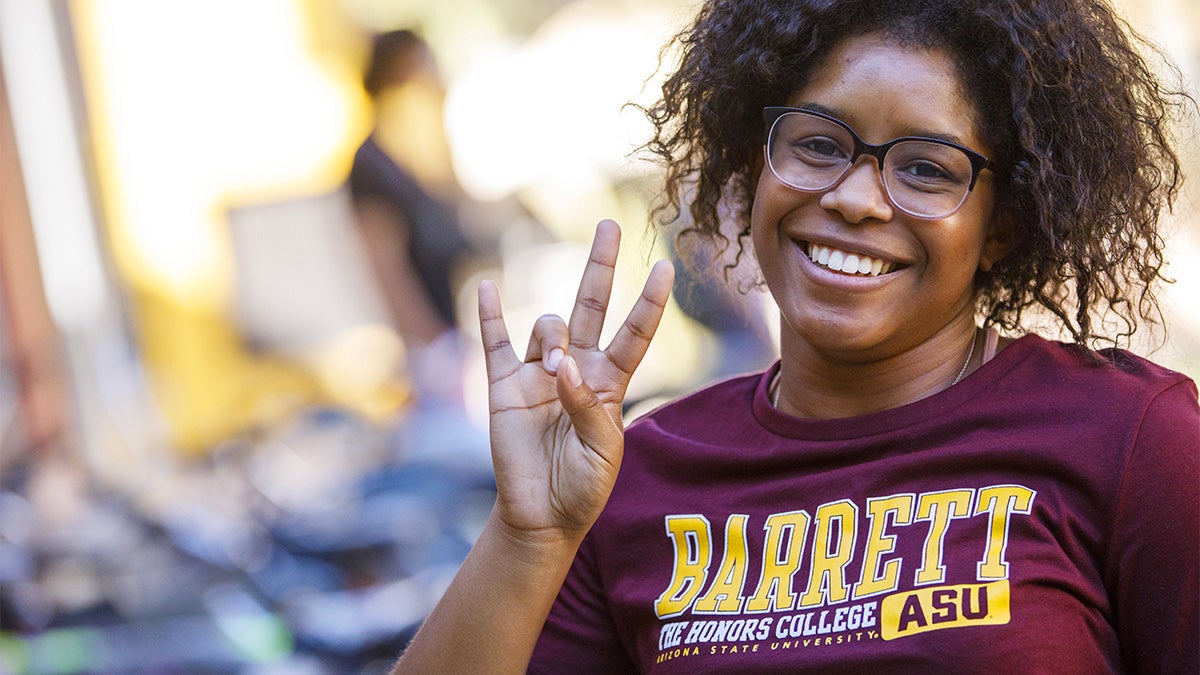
[763,107,991,219]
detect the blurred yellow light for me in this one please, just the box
[70,0,382,450]
[75,0,362,301]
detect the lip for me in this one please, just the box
[784,233,910,287]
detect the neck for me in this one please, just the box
[774,319,979,419]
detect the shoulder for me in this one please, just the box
[348,136,388,188]
[1000,333,1194,404]
[611,370,776,489]
[979,334,1198,475]
[349,135,405,181]
[626,369,767,441]
[350,134,384,165]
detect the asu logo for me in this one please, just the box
[652,484,1034,642]
[880,580,1010,639]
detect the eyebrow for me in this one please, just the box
[797,102,971,146]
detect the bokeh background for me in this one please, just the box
[0,0,1196,673]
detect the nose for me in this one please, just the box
[818,156,894,224]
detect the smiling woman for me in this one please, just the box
[389,1,1198,673]
[750,34,1010,415]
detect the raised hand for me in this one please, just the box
[478,220,674,541]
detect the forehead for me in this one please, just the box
[787,33,984,149]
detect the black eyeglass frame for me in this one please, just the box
[762,106,992,214]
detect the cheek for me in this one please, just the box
[918,189,997,279]
[749,170,781,252]
[961,185,998,262]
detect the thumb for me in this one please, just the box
[556,356,622,456]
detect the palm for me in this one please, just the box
[486,357,618,531]
[478,221,673,538]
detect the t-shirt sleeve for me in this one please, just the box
[1107,378,1200,674]
[528,534,636,674]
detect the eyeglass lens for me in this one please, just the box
[767,111,975,218]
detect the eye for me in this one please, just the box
[900,160,953,181]
[888,141,973,189]
[791,135,848,161]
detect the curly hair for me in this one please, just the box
[642,0,1193,349]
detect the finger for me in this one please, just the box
[604,259,675,376]
[556,355,623,458]
[478,280,519,382]
[524,314,570,374]
[567,220,621,350]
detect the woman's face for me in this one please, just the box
[752,33,1008,362]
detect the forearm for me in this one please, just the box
[354,200,449,347]
[392,510,584,674]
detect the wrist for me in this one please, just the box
[394,509,585,673]
[484,510,588,572]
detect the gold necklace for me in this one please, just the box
[770,327,980,409]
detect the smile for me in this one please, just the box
[805,242,897,277]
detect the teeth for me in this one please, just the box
[806,243,894,277]
[842,254,859,274]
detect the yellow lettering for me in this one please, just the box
[975,485,1036,580]
[654,515,712,618]
[853,495,914,599]
[913,489,973,585]
[799,500,858,607]
[880,581,1010,640]
[694,514,750,614]
[746,510,811,613]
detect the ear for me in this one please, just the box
[979,207,1015,272]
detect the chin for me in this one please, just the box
[778,303,894,357]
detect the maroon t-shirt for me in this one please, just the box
[530,335,1199,674]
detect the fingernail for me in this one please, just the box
[546,348,564,373]
[563,356,583,388]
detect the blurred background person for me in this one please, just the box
[667,216,777,382]
[348,29,479,404]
